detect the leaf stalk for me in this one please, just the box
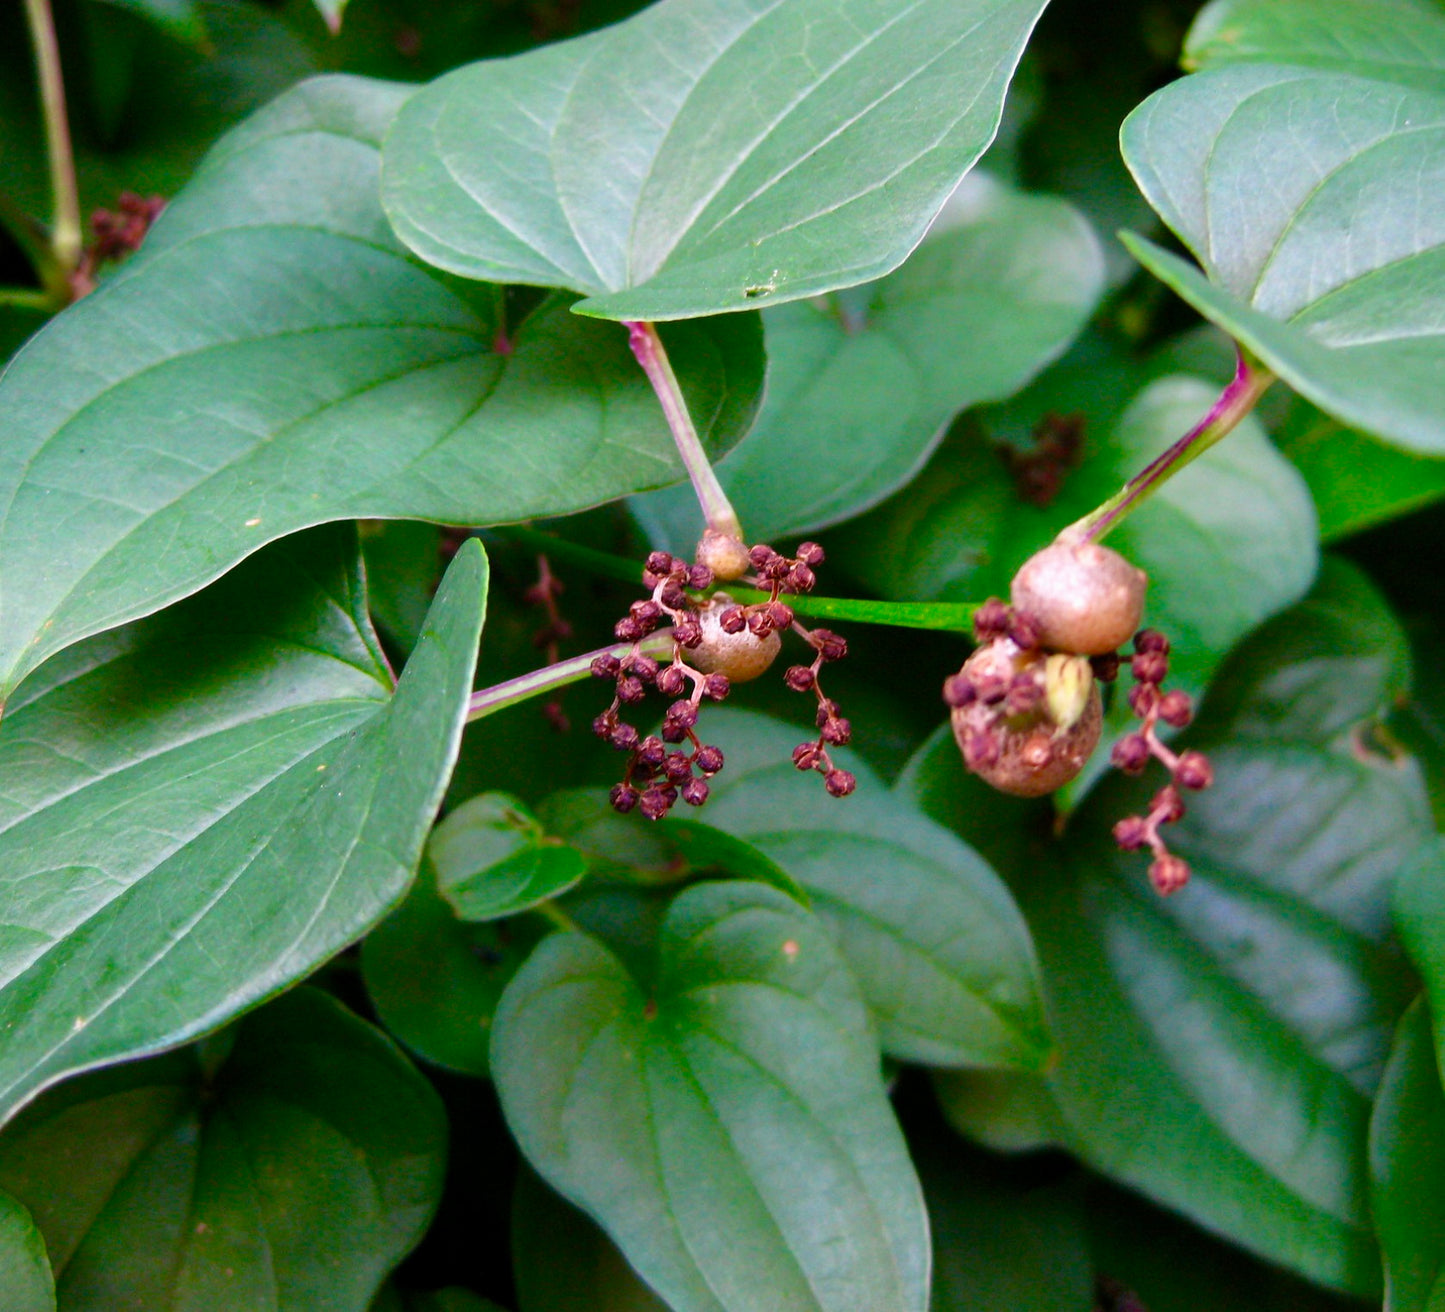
[23,0,82,303]
[624,321,745,542]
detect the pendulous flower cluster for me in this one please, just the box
[593,538,855,818]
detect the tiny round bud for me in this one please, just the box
[656,664,687,697]
[786,664,817,693]
[1131,649,1169,686]
[1006,611,1041,651]
[1005,673,1044,717]
[647,550,678,576]
[1175,751,1214,791]
[821,716,851,745]
[973,598,1011,642]
[674,616,704,648]
[591,710,618,739]
[1128,683,1160,717]
[796,542,825,566]
[614,617,643,642]
[1134,629,1170,655]
[765,600,795,630]
[664,752,693,784]
[793,742,823,771]
[682,777,710,806]
[1158,690,1194,729]
[1151,785,1185,824]
[1113,815,1149,851]
[616,675,646,704]
[1111,733,1151,775]
[610,782,640,814]
[749,544,778,570]
[1148,853,1191,895]
[1010,541,1148,656]
[591,653,622,679]
[660,580,689,609]
[815,698,839,728]
[694,744,724,774]
[762,556,791,582]
[786,564,816,593]
[719,606,747,634]
[1090,652,1121,683]
[814,630,848,663]
[687,563,715,591]
[974,669,1010,705]
[623,653,659,683]
[631,599,663,626]
[703,673,730,701]
[639,788,673,820]
[942,672,976,708]
[609,722,640,752]
[661,720,688,744]
[746,609,774,638]
[666,700,699,730]
[638,736,667,767]
[824,768,856,798]
[695,529,751,582]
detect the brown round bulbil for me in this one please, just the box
[948,639,1103,798]
[694,529,752,582]
[1010,539,1147,656]
[688,595,780,682]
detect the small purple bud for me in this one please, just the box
[609,722,640,752]
[682,777,710,806]
[638,736,667,767]
[796,542,825,566]
[694,744,724,774]
[824,768,856,798]
[656,664,687,698]
[1158,690,1194,728]
[942,673,976,708]
[610,783,640,814]
[703,673,730,701]
[719,606,747,634]
[785,665,816,693]
[616,676,646,705]
[1113,815,1149,851]
[1111,733,1150,775]
[590,653,622,680]
[793,742,823,771]
[1175,751,1214,791]
[639,789,672,821]
[687,563,714,591]
[820,716,851,746]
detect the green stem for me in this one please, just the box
[624,321,744,542]
[495,526,979,633]
[0,287,55,312]
[466,632,674,723]
[23,0,82,299]
[532,900,583,935]
[1067,350,1275,544]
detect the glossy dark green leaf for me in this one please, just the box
[361,520,443,656]
[1120,0,1445,455]
[1273,395,1445,541]
[513,1167,669,1312]
[361,856,543,1079]
[847,374,1317,698]
[1394,838,1445,1033]
[381,0,1051,321]
[430,793,587,922]
[1369,995,1445,1312]
[0,75,762,702]
[632,178,1104,543]
[492,880,930,1312]
[0,988,445,1310]
[910,562,1431,1295]
[653,817,808,905]
[94,0,209,47]
[0,529,485,1125]
[698,708,1051,1071]
[0,1188,54,1312]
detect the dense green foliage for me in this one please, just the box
[2,0,1444,1307]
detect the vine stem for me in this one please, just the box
[466,632,674,724]
[23,0,82,301]
[624,321,745,542]
[1066,350,1275,545]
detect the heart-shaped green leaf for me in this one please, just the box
[492,880,930,1312]
[696,708,1051,1071]
[912,562,1431,1295]
[0,1188,54,1312]
[361,856,544,1080]
[1120,0,1445,454]
[0,527,485,1125]
[430,793,588,922]
[0,74,762,702]
[0,987,445,1310]
[380,0,1051,321]
[631,178,1104,544]
[1369,994,1445,1312]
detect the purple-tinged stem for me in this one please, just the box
[23,0,81,300]
[466,632,673,724]
[1069,350,1275,545]
[624,321,745,542]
